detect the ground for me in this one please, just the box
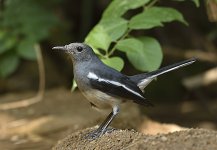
[0,88,216,149]
[53,128,217,150]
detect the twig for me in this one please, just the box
[206,0,217,22]
[0,44,45,110]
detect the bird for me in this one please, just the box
[52,43,196,139]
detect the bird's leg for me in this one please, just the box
[86,106,119,139]
[96,111,114,132]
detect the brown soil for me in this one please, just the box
[0,88,216,149]
[53,128,217,150]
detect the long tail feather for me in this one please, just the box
[130,58,196,90]
[146,58,196,78]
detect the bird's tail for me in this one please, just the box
[130,58,196,90]
[145,58,196,78]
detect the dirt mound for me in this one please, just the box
[53,128,217,150]
[1,88,216,149]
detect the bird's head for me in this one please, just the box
[52,43,95,63]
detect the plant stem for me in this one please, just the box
[0,44,45,110]
[145,0,159,9]
[107,29,131,57]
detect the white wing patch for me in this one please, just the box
[87,72,143,99]
[87,72,98,80]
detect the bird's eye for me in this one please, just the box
[76,46,83,52]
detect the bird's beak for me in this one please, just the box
[52,46,66,51]
[52,45,71,54]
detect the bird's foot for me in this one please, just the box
[104,127,116,133]
[85,129,103,140]
[85,127,116,140]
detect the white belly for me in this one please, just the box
[82,89,121,109]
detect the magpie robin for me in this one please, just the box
[52,43,196,139]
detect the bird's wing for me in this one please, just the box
[87,71,153,107]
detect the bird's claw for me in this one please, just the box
[85,127,116,140]
[104,127,116,133]
[85,130,103,140]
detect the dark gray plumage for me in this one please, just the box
[52,43,196,139]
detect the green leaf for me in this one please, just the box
[138,36,163,71]
[116,38,144,53]
[100,18,128,41]
[170,0,185,1]
[0,30,6,39]
[0,31,17,54]
[116,37,162,71]
[71,79,77,92]
[129,7,188,30]
[91,46,103,56]
[192,0,200,7]
[2,0,59,41]
[0,53,20,78]
[0,36,17,54]
[103,0,151,19]
[85,25,112,51]
[101,57,124,71]
[17,39,37,60]
[116,38,145,71]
